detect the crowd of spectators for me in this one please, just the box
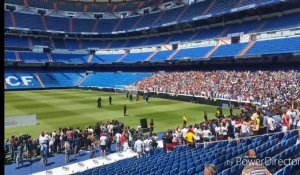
[5,119,158,168]
[161,100,300,152]
[133,70,300,105]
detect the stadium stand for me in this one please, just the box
[80,72,151,88]
[5,12,300,50]
[4,0,285,34]
[72,131,299,175]
[245,37,300,56]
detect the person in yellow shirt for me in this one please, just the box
[182,114,187,128]
[185,129,195,148]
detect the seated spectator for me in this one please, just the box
[241,149,271,175]
[204,163,216,175]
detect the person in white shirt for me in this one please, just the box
[115,132,122,152]
[134,138,143,158]
[143,137,152,156]
[240,118,250,137]
[39,131,47,145]
[99,133,107,157]
[287,108,297,130]
[181,127,188,145]
[202,126,212,147]
[267,115,276,133]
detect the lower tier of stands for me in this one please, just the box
[4,72,150,90]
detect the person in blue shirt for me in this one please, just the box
[272,111,282,132]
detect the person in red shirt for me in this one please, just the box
[282,111,290,132]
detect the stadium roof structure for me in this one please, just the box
[66,0,135,2]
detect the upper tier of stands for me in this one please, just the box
[4,0,281,33]
[5,12,300,50]
[5,0,173,12]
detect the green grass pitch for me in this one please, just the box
[5,89,237,139]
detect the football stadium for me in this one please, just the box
[4,0,300,175]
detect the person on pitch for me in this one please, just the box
[97,97,102,108]
[109,96,112,106]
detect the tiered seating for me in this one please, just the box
[73,131,299,175]
[4,73,42,89]
[5,51,16,61]
[80,72,150,87]
[211,43,248,58]
[45,16,68,32]
[30,37,51,47]
[5,35,28,48]
[51,53,88,63]
[5,0,284,33]
[47,73,82,87]
[4,11,12,27]
[172,46,214,60]
[122,52,153,62]
[18,52,49,62]
[92,54,123,63]
[14,12,44,30]
[150,50,174,62]
[5,12,300,50]
[245,37,300,56]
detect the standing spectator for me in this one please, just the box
[151,133,158,149]
[185,128,196,148]
[227,120,235,141]
[267,114,276,133]
[99,133,108,157]
[49,133,55,156]
[149,119,154,136]
[194,125,202,144]
[143,137,152,156]
[287,107,297,130]
[240,118,251,137]
[134,137,143,158]
[172,131,178,147]
[40,141,48,166]
[15,141,24,168]
[10,136,16,161]
[166,131,173,153]
[26,139,33,163]
[64,141,71,163]
[106,133,113,154]
[89,143,96,159]
[115,132,122,152]
[202,126,212,147]
[162,131,168,151]
[181,127,188,145]
[282,111,290,132]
